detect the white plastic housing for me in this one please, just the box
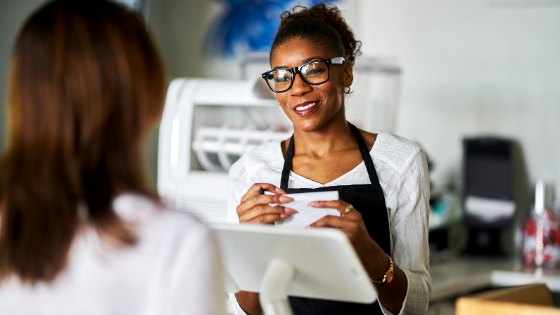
[157,78,291,223]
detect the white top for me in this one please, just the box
[226,132,431,315]
[0,194,225,315]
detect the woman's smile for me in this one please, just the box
[292,100,320,115]
[271,37,350,132]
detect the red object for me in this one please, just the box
[522,208,560,268]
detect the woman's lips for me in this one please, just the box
[292,101,320,116]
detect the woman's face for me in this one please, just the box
[270,37,353,132]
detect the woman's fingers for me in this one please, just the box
[240,183,286,203]
[308,200,382,271]
[239,204,285,221]
[308,200,365,241]
[310,215,359,238]
[239,205,297,223]
[311,215,354,229]
[246,212,294,224]
[308,200,361,218]
[236,183,294,224]
[237,193,294,214]
[308,200,346,213]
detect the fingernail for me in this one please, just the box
[279,196,293,203]
[276,187,284,193]
[281,214,291,219]
[308,202,315,207]
[304,225,310,229]
[285,208,298,214]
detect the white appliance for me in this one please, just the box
[158,58,401,224]
[157,78,292,223]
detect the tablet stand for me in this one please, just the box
[260,259,296,315]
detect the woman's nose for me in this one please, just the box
[290,73,312,96]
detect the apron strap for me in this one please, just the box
[348,122,381,192]
[280,134,295,191]
[280,122,380,192]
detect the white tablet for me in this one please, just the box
[211,223,377,304]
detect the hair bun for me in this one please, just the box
[278,3,362,64]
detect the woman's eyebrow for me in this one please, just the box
[272,56,324,70]
[302,56,323,63]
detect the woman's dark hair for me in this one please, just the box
[0,0,166,283]
[271,3,362,65]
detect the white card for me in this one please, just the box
[274,191,340,228]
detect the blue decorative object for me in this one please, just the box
[204,0,336,57]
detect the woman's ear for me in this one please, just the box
[341,61,354,90]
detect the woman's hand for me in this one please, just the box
[308,200,389,280]
[235,184,297,315]
[237,183,297,224]
[309,201,408,313]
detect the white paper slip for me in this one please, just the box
[274,191,340,228]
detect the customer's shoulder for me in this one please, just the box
[110,194,215,268]
[373,132,424,172]
[112,193,209,236]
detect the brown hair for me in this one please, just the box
[271,3,362,65]
[0,0,166,283]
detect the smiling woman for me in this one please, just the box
[270,38,351,134]
[226,3,431,315]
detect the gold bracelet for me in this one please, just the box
[369,254,393,285]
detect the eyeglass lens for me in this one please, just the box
[266,60,329,92]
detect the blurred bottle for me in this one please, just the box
[522,181,560,268]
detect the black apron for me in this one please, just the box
[280,123,390,315]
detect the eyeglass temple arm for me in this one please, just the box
[331,57,346,64]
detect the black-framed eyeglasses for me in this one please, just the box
[262,57,345,93]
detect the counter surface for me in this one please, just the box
[430,257,560,302]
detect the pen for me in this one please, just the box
[258,186,265,195]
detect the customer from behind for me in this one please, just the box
[0,1,224,314]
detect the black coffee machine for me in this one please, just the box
[463,137,516,256]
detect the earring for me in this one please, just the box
[343,86,351,94]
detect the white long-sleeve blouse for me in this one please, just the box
[226,131,432,315]
[0,194,225,315]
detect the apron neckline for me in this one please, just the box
[277,128,381,187]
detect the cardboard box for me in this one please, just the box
[456,283,560,315]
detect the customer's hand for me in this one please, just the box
[237,183,297,224]
[308,200,389,280]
